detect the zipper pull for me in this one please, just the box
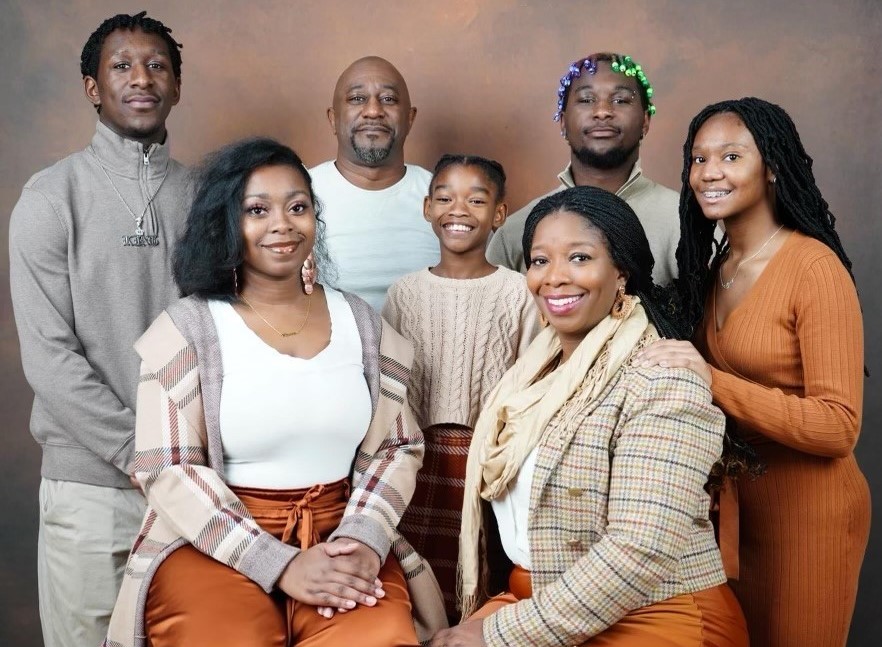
[143,151,150,166]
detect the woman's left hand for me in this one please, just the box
[634,339,713,386]
[315,539,384,619]
[429,619,486,646]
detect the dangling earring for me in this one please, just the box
[232,267,239,297]
[610,285,635,319]
[539,312,548,327]
[301,254,316,296]
[770,176,777,184]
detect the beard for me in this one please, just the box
[350,132,394,166]
[570,140,639,170]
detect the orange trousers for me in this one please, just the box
[470,566,749,647]
[145,479,419,647]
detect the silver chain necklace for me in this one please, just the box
[719,224,784,290]
[89,146,169,246]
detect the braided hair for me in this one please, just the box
[676,97,855,334]
[522,186,686,340]
[81,12,183,101]
[430,153,507,202]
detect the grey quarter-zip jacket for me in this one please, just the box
[9,121,192,487]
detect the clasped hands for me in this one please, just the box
[277,538,384,619]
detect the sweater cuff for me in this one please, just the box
[238,532,300,593]
[109,434,136,475]
[328,515,392,562]
[709,367,739,407]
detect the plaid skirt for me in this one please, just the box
[399,424,472,620]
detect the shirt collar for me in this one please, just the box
[557,159,644,196]
[89,121,172,180]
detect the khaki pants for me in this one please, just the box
[38,478,144,647]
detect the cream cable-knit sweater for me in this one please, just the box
[383,267,539,430]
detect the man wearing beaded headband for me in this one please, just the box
[8,12,190,646]
[487,53,679,284]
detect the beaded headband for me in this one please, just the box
[554,53,656,122]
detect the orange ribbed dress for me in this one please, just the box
[696,231,871,647]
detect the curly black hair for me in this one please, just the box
[173,138,333,301]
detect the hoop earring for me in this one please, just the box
[301,254,316,295]
[610,285,635,319]
[232,267,239,296]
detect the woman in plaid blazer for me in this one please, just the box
[434,188,748,647]
[105,139,445,647]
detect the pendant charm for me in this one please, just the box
[122,234,160,247]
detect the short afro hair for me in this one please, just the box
[80,11,183,80]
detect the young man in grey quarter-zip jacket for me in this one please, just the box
[8,12,191,647]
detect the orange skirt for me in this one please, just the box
[469,566,749,647]
[144,479,419,647]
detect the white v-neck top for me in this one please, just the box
[208,288,372,488]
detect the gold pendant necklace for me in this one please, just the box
[719,224,784,290]
[238,293,312,337]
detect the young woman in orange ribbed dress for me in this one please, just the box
[637,97,870,647]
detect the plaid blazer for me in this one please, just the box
[104,293,446,647]
[482,361,728,647]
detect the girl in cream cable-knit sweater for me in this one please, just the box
[383,155,538,619]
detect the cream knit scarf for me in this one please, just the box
[458,300,653,618]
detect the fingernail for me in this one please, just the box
[365,595,377,605]
[346,600,356,609]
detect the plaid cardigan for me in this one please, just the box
[482,361,729,647]
[104,293,446,647]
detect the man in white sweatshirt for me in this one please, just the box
[310,56,438,312]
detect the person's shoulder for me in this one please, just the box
[135,296,205,359]
[616,362,715,412]
[22,148,91,196]
[784,231,853,282]
[787,230,837,260]
[629,173,679,208]
[497,187,564,239]
[166,157,191,178]
[391,268,429,289]
[308,159,336,174]
[307,160,338,184]
[492,265,529,288]
[403,164,433,190]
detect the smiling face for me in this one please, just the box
[526,210,627,355]
[689,111,775,224]
[561,61,649,171]
[84,27,180,147]
[328,57,416,168]
[240,165,316,285]
[424,164,506,256]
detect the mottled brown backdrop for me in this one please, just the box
[1,0,880,644]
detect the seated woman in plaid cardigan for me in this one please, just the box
[432,187,748,647]
[104,138,445,647]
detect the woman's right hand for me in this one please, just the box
[277,542,381,611]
